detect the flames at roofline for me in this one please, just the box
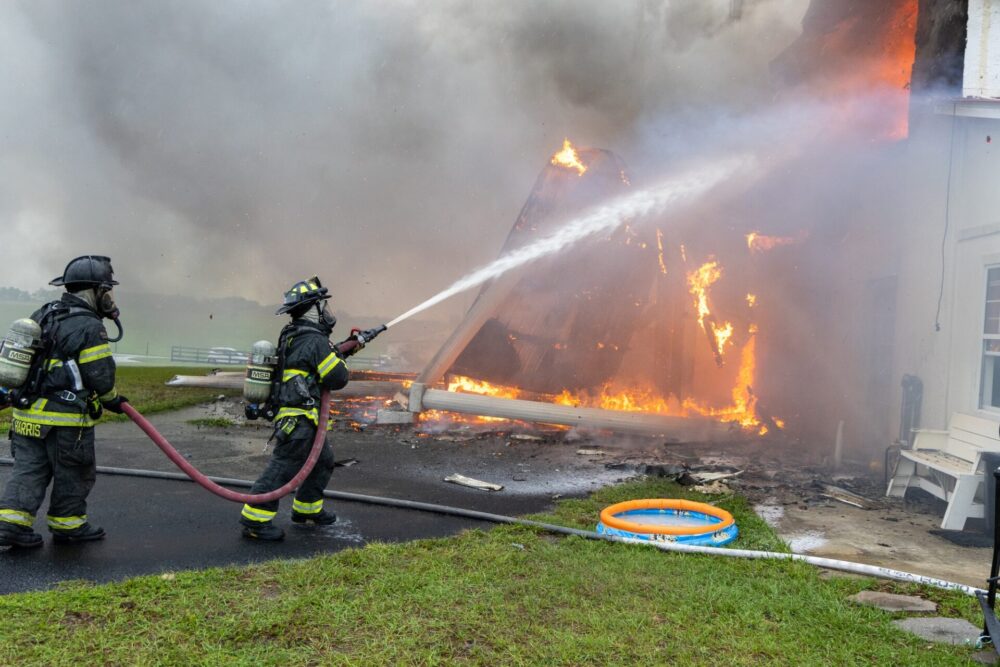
[550,138,588,176]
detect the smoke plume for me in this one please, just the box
[0,0,806,316]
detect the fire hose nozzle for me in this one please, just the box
[336,324,388,357]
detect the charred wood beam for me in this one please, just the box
[408,383,736,440]
[702,315,725,368]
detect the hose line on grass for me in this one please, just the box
[0,455,982,596]
[116,391,330,504]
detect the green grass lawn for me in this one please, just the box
[0,366,239,433]
[0,478,982,666]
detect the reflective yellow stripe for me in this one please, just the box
[47,359,63,370]
[241,505,276,523]
[282,369,310,381]
[275,407,318,425]
[13,400,94,428]
[78,343,112,365]
[0,509,34,527]
[99,387,118,402]
[293,499,323,514]
[317,353,342,379]
[47,515,87,531]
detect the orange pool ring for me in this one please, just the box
[599,498,736,537]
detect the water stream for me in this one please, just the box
[386,155,753,328]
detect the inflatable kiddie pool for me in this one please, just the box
[597,498,738,546]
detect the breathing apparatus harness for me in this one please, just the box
[247,320,315,422]
[9,300,102,412]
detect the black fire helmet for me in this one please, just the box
[276,276,331,315]
[49,255,119,289]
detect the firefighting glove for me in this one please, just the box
[101,395,129,414]
[0,388,9,410]
[87,394,104,421]
[244,403,262,421]
[349,328,366,349]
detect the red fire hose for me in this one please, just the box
[120,389,331,504]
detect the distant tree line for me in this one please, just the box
[0,287,61,302]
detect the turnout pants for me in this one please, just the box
[240,416,335,526]
[0,425,97,533]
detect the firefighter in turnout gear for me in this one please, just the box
[240,277,350,541]
[0,256,127,548]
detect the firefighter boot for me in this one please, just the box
[242,522,285,541]
[291,509,337,526]
[52,523,106,544]
[0,522,43,549]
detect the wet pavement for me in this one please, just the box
[0,473,514,594]
[0,398,633,594]
[3,395,989,593]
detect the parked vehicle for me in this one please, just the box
[206,347,249,365]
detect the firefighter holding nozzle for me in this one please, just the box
[0,256,127,548]
[240,277,383,541]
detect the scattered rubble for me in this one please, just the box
[444,474,504,491]
[375,409,414,425]
[820,484,878,510]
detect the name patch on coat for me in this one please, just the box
[12,419,42,438]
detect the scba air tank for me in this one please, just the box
[0,318,42,389]
[243,340,277,403]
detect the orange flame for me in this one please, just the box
[687,260,734,358]
[682,335,763,433]
[551,335,772,434]
[447,375,521,400]
[426,377,526,425]
[655,229,668,275]
[551,139,588,176]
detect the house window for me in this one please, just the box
[981,266,1000,409]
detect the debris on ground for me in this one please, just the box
[692,470,744,484]
[819,483,878,510]
[375,409,415,425]
[444,473,504,491]
[576,448,606,456]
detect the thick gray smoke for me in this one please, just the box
[0,0,806,316]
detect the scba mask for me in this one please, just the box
[318,303,337,333]
[97,284,119,320]
[95,284,124,342]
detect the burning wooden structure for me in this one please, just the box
[409,0,937,445]
[408,139,778,440]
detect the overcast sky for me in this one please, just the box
[0,0,806,318]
